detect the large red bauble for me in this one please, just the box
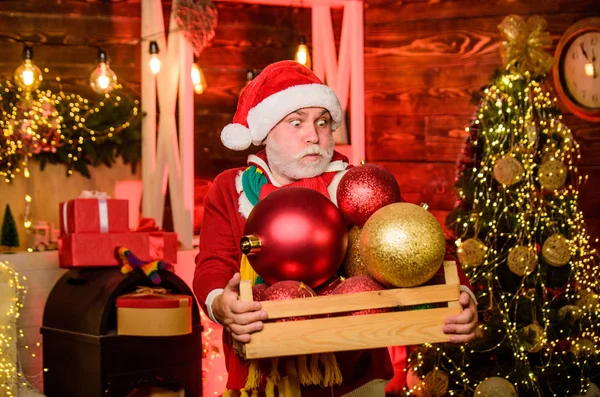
[332,275,390,316]
[336,164,401,226]
[242,187,348,288]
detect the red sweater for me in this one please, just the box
[193,166,394,396]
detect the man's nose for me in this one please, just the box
[304,124,319,143]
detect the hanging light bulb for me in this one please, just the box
[295,35,311,69]
[191,62,207,94]
[239,69,255,97]
[149,41,161,75]
[13,45,43,92]
[89,49,118,94]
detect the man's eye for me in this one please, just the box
[290,120,301,127]
[316,119,329,127]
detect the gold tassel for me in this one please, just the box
[244,359,261,391]
[319,352,343,387]
[223,389,230,397]
[251,390,259,397]
[240,388,249,397]
[296,355,312,385]
[265,357,280,397]
[310,353,323,385]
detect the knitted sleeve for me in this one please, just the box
[193,172,241,318]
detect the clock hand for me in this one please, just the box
[580,42,591,62]
[593,48,598,79]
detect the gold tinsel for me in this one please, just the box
[541,234,571,267]
[498,15,554,75]
[507,245,537,276]
[457,237,487,268]
[493,155,524,186]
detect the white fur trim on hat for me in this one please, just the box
[246,83,343,146]
[221,123,252,151]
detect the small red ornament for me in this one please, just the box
[336,164,401,226]
[315,276,346,296]
[242,187,348,288]
[332,275,390,316]
[262,280,316,321]
[252,283,269,301]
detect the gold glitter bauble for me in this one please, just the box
[493,156,524,186]
[474,377,517,397]
[457,238,487,268]
[519,323,545,353]
[342,225,368,277]
[557,305,583,322]
[541,234,571,267]
[570,338,596,358]
[538,159,567,191]
[360,202,445,288]
[575,290,599,312]
[423,369,449,397]
[507,245,537,276]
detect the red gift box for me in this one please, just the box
[59,198,129,235]
[58,232,178,268]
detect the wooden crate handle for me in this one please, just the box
[233,280,254,356]
[443,261,461,308]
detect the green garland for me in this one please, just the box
[0,78,142,182]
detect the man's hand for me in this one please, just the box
[443,291,478,344]
[212,273,268,343]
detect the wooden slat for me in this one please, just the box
[443,261,461,308]
[364,0,600,23]
[0,0,143,18]
[260,283,460,320]
[244,306,460,359]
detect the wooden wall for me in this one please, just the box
[0,0,598,235]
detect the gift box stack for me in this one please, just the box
[58,192,178,268]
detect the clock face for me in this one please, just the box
[563,31,600,109]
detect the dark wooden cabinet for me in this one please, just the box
[42,268,202,397]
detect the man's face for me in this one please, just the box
[265,107,335,181]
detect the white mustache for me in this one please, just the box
[292,145,330,160]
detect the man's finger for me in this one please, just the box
[230,320,264,336]
[445,308,475,325]
[448,332,476,344]
[231,299,262,315]
[444,322,476,335]
[231,332,251,343]
[232,309,267,325]
[225,272,241,292]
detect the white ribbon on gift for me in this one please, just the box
[62,191,111,234]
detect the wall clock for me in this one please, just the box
[553,17,600,122]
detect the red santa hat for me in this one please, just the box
[220,60,343,151]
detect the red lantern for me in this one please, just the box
[337,164,401,226]
[241,187,348,288]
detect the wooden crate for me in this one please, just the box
[237,260,462,359]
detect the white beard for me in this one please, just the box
[266,138,334,180]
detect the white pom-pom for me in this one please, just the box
[220,123,252,151]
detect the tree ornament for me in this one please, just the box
[569,338,596,358]
[474,377,517,397]
[315,276,345,296]
[422,369,449,397]
[406,365,426,397]
[493,155,524,186]
[457,237,487,268]
[332,276,388,315]
[507,245,537,276]
[538,159,568,191]
[519,322,545,353]
[541,233,571,267]
[241,187,348,288]
[360,203,445,288]
[174,0,218,56]
[525,121,538,144]
[557,305,583,322]
[575,289,599,312]
[498,14,554,75]
[336,163,401,226]
[342,225,368,277]
[262,280,316,321]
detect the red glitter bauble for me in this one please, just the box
[243,187,348,288]
[332,275,390,316]
[252,283,269,301]
[315,276,346,296]
[262,280,316,321]
[336,164,401,226]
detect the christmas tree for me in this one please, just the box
[1,204,19,250]
[403,16,600,396]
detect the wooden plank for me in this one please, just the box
[443,261,461,308]
[244,306,460,359]
[364,0,600,23]
[373,161,457,211]
[0,0,143,18]
[260,283,460,320]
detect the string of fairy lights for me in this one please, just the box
[403,70,600,396]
